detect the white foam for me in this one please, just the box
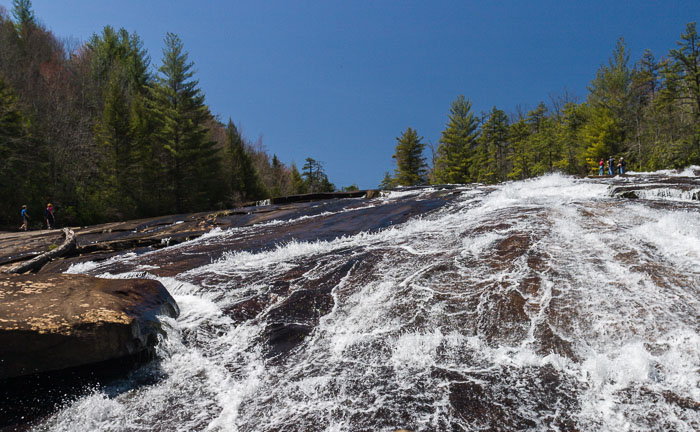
[461,231,502,257]
[391,329,443,370]
[631,208,700,267]
[64,260,99,274]
[635,187,700,202]
[45,170,700,431]
[478,173,609,212]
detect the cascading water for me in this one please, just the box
[35,171,699,431]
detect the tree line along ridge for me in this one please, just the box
[387,23,699,187]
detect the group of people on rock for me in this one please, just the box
[19,203,54,231]
[598,156,626,176]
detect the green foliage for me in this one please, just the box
[588,38,633,124]
[527,103,561,175]
[421,27,697,184]
[507,119,533,180]
[476,106,510,183]
[555,102,589,175]
[582,105,621,167]
[149,32,222,213]
[341,184,360,192]
[379,171,396,189]
[392,127,427,186]
[224,120,267,203]
[302,157,335,192]
[11,0,34,37]
[434,95,480,183]
[2,7,699,227]
[289,162,307,194]
[0,9,316,228]
[0,78,32,225]
[670,22,700,158]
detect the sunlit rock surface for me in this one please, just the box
[2,168,699,431]
[0,273,179,379]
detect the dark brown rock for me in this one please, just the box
[267,190,367,205]
[534,321,578,361]
[477,289,530,344]
[364,189,382,199]
[0,190,454,277]
[262,257,362,360]
[0,273,179,379]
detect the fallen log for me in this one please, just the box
[2,228,76,274]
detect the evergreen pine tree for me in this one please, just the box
[94,76,135,217]
[379,171,395,189]
[224,119,267,203]
[582,104,621,167]
[150,32,222,213]
[270,154,288,197]
[302,157,316,186]
[0,78,32,225]
[508,119,533,180]
[392,127,427,186]
[289,162,307,194]
[478,107,510,182]
[555,102,588,175]
[131,94,165,216]
[586,37,632,166]
[11,0,34,39]
[434,95,480,184]
[302,157,334,192]
[630,49,660,169]
[88,27,152,218]
[526,103,560,175]
[669,22,700,163]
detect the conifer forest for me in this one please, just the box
[0,1,698,226]
[388,23,699,187]
[0,1,327,228]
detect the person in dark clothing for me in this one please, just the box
[45,203,55,229]
[608,156,615,175]
[20,205,29,231]
[619,158,626,174]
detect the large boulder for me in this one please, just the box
[0,273,179,379]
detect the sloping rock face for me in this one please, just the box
[2,174,699,431]
[0,273,179,379]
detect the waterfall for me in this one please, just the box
[43,171,699,431]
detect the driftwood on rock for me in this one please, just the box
[2,228,75,274]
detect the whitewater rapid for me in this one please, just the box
[43,172,699,431]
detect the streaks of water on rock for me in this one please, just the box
[38,172,700,432]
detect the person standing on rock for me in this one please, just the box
[619,157,626,175]
[608,155,615,175]
[20,205,29,231]
[45,203,55,230]
[599,158,604,176]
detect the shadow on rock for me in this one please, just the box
[0,357,166,431]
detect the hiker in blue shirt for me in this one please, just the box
[608,156,615,175]
[20,205,29,231]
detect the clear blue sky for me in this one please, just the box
[1,1,697,189]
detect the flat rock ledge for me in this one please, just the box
[0,273,179,380]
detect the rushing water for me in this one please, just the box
[37,171,700,431]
